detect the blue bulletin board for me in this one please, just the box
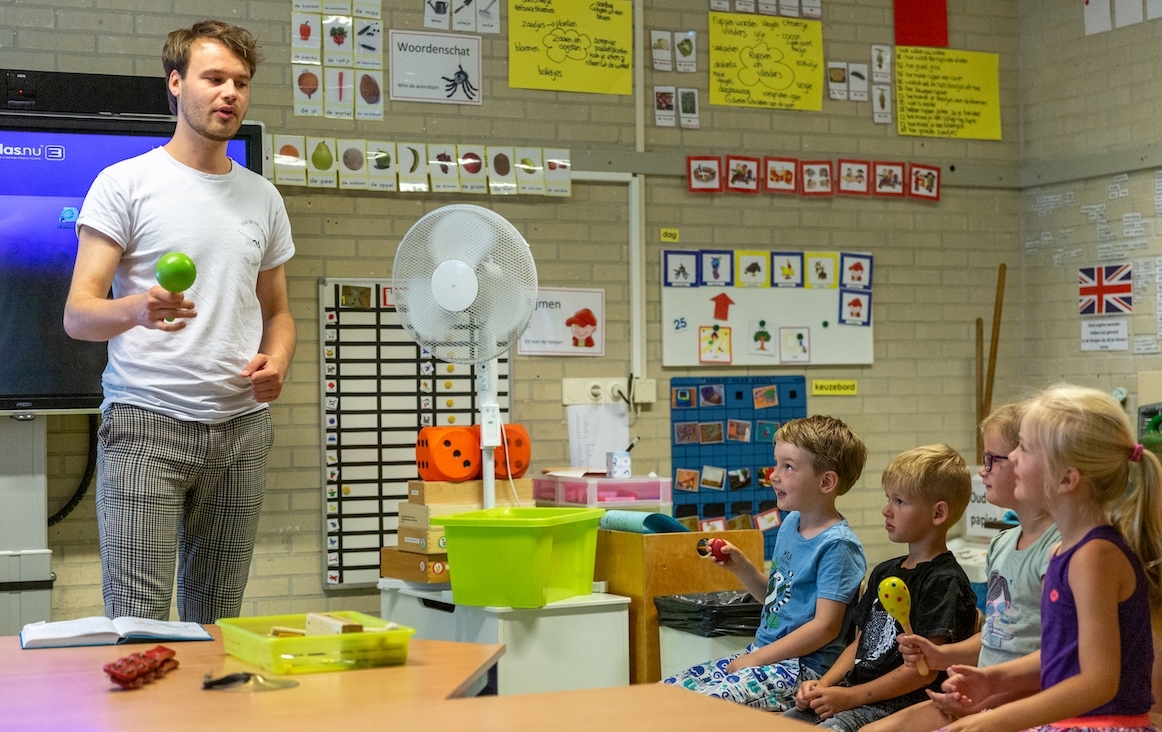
[670,375,807,559]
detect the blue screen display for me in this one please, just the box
[0,124,252,411]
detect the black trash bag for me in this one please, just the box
[654,591,762,638]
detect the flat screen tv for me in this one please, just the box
[0,112,264,414]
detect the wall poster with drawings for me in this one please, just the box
[661,249,874,366]
[319,279,509,588]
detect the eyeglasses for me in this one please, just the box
[982,452,1010,473]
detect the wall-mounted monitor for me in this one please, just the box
[0,112,264,414]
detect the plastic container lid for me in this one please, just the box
[432,506,604,528]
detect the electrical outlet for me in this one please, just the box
[562,378,629,405]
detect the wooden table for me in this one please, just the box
[4,625,504,731]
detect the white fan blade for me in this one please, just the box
[426,208,497,270]
[402,276,456,344]
[474,265,534,347]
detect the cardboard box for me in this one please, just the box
[397,526,447,554]
[407,478,533,506]
[398,501,479,529]
[380,547,450,583]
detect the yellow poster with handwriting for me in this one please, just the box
[508,0,632,95]
[707,13,823,111]
[896,46,1001,140]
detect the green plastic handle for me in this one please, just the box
[1148,413,1162,435]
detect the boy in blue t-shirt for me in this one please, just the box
[661,415,868,711]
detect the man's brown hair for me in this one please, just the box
[162,20,262,114]
[774,415,867,495]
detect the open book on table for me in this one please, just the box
[20,616,212,649]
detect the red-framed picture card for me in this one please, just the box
[686,156,723,193]
[872,161,906,197]
[800,160,834,196]
[725,155,761,194]
[908,163,941,201]
[837,159,871,195]
[763,156,798,194]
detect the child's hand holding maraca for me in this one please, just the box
[878,576,929,676]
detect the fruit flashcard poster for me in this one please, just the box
[895,46,1001,140]
[509,0,633,95]
[708,13,824,111]
[389,30,482,105]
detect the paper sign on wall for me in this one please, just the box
[708,13,824,111]
[896,46,1001,140]
[509,0,633,95]
[518,288,606,356]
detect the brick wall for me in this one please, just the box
[5,0,1023,618]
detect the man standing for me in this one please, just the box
[64,21,295,624]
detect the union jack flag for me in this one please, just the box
[1078,264,1132,315]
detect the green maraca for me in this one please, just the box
[155,252,196,322]
[878,576,928,676]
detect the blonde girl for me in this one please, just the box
[937,385,1162,732]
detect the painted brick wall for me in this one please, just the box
[5,0,1022,619]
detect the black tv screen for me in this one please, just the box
[0,112,264,413]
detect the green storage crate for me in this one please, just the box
[432,507,604,608]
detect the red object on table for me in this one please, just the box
[103,645,179,690]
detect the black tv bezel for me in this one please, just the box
[0,112,265,414]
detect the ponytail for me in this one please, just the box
[1116,447,1162,626]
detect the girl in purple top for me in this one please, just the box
[936,385,1162,732]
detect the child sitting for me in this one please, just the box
[661,415,868,712]
[784,444,980,731]
[862,403,1059,732]
[937,385,1162,732]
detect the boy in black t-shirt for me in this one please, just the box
[783,445,979,732]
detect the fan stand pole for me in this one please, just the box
[478,359,502,509]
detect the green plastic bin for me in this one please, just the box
[431,507,605,608]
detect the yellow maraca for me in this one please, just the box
[877,576,928,676]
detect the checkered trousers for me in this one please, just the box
[96,403,274,624]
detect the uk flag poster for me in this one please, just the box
[1078,264,1132,316]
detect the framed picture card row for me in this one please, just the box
[687,156,942,200]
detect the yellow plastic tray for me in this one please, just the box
[216,611,415,675]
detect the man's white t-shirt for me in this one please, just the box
[76,147,295,423]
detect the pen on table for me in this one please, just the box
[626,436,640,452]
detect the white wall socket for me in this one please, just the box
[562,378,629,405]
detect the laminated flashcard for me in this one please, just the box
[805,252,839,288]
[779,327,811,363]
[353,20,383,68]
[699,516,728,530]
[725,156,761,193]
[728,467,752,490]
[735,0,755,12]
[675,31,697,72]
[827,62,848,100]
[337,139,368,190]
[873,84,893,124]
[427,143,460,192]
[848,63,869,101]
[801,0,820,17]
[700,250,733,285]
[292,65,323,117]
[487,147,517,195]
[837,159,870,195]
[678,88,700,128]
[477,0,501,33]
[543,148,572,197]
[909,163,941,201]
[872,44,893,83]
[727,419,752,442]
[771,251,804,287]
[675,468,700,492]
[672,386,695,409]
[699,325,732,363]
[457,144,487,194]
[754,506,782,531]
[273,135,308,186]
[764,157,798,193]
[664,250,699,287]
[651,30,674,71]
[735,250,769,286]
[779,0,800,15]
[323,15,354,66]
[800,160,833,196]
[839,289,873,326]
[292,14,323,64]
[752,385,779,408]
[711,0,730,11]
[354,70,384,120]
[840,253,874,289]
[700,466,726,490]
[398,143,430,192]
[756,421,780,442]
[748,320,777,356]
[366,141,397,191]
[323,67,354,119]
[873,161,906,196]
[699,422,724,444]
[687,156,723,193]
[451,0,476,31]
[674,421,699,444]
[757,466,774,488]
[515,147,546,195]
[306,136,338,188]
[424,0,451,29]
[698,383,725,407]
[654,86,676,127]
